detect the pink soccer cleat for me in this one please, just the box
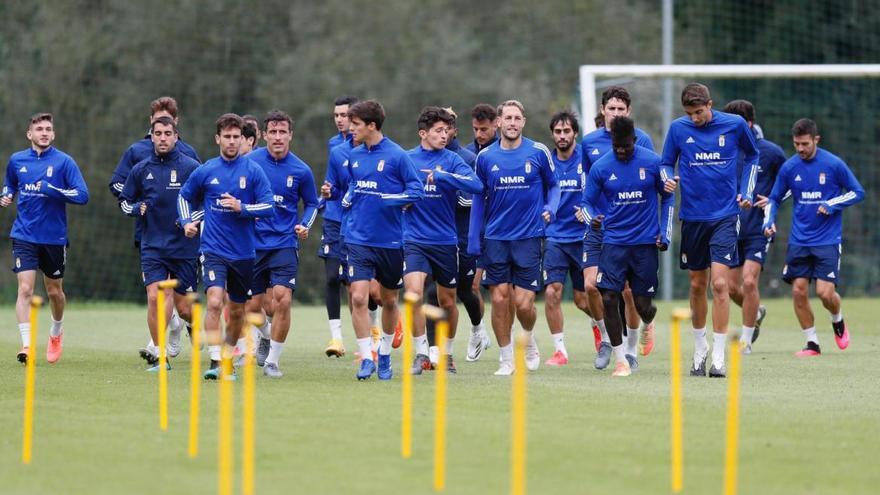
[46,334,63,363]
[544,350,569,366]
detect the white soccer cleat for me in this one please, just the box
[467,327,490,361]
[494,360,515,376]
[167,325,182,358]
[428,345,440,368]
[525,338,540,371]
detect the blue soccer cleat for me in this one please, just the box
[377,353,393,380]
[357,359,376,380]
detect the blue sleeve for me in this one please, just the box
[109,147,134,199]
[539,148,561,221]
[737,121,760,202]
[240,166,275,218]
[581,167,602,222]
[436,155,483,194]
[823,161,865,213]
[381,154,424,206]
[298,168,320,228]
[3,159,17,198]
[324,153,343,201]
[764,166,790,229]
[43,158,89,205]
[656,167,674,246]
[466,158,487,256]
[178,166,202,223]
[659,124,680,175]
[119,167,143,217]
[636,131,655,152]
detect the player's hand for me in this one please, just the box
[736,194,752,209]
[472,268,483,292]
[818,203,831,215]
[763,223,776,237]
[421,169,435,185]
[295,224,309,240]
[0,194,12,207]
[656,236,668,252]
[542,210,552,223]
[591,214,604,231]
[184,222,199,238]
[664,176,679,193]
[753,194,769,208]
[139,202,148,216]
[574,206,586,223]
[220,192,241,212]
[320,181,333,199]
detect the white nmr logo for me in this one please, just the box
[801,191,822,200]
[424,184,437,192]
[618,191,643,200]
[695,152,721,160]
[356,180,378,189]
[559,179,579,187]
[499,176,525,184]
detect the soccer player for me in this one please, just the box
[243,114,263,147]
[580,86,657,369]
[178,113,275,379]
[119,116,200,369]
[763,118,864,357]
[543,111,591,366]
[465,103,498,155]
[342,100,423,380]
[404,107,482,375]
[318,95,358,358]
[2,113,89,364]
[661,83,759,378]
[467,100,560,375]
[243,110,318,378]
[722,100,786,353]
[240,119,259,155]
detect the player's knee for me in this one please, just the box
[689,278,707,297]
[573,292,590,313]
[206,293,224,312]
[273,291,292,311]
[634,296,656,323]
[816,284,836,302]
[351,290,369,308]
[791,283,809,302]
[438,292,456,311]
[601,290,619,312]
[544,284,562,306]
[490,288,508,306]
[741,274,758,294]
[46,283,65,301]
[228,304,245,321]
[17,280,34,297]
[710,277,728,298]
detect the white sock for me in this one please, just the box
[357,337,373,361]
[258,320,271,339]
[612,343,626,363]
[803,327,819,344]
[209,344,221,361]
[379,332,393,355]
[740,326,755,344]
[551,332,566,355]
[500,342,514,363]
[523,329,535,346]
[429,345,439,364]
[831,312,843,323]
[596,319,610,343]
[19,322,31,348]
[692,327,708,358]
[369,309,380,327]
[50,318,63,338]
[148,338,156,347]
[472,320,484,333]
[168,312,181,332]
[329,319,343,341]
[625,326,638,356]
[415,334,429,356]
[712,332,727,368]
[445,337,454,355]
[266,339,283,365]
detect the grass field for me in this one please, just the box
[1,298,878,495]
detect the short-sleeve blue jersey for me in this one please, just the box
[3,146,89,245]
[765,148,864,247]
[342,136,424,249]
[246,148,319,251]
[581,146,674,246]
[544,146,587,243]
[178,154,275,260]
[660,110,760,222]
[404,146,482,246]
[119,146,200,259]
[738,129,786,239]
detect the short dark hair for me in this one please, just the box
[151,116,178,134]
[601,86,632,108]
[681,83,712,107]
[594,111,605,129]
[150,96,179,119]
[418,106,454,132]
[610,116,635,143]
[792,118,819,137]
[334,95,359,107]
[723,99,755,123]
[29,112,53,127]
[242,120,258,144]
[264,109,293,131]
[549,111,580,134]
[242,114,260,126]
[348,100,385,130]
[471,103,496,122]
[215,113,244,135]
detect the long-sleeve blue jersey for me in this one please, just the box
[579,126,654,215]
[545,146,586,243]
[324,139,356,237]
[246,148,319,251]
[661,111,760,222]
[581,146,674,246]
[447,138,478,249]
[3,146,89,245]
[765,148,864,247]
[465,135,498,155]
[119,146,200,259]
[404,146,482,245]
[320,135,352,223]
[178,155,274,260]
[342,137,424,248]
[467,137,560,253]
[738,128,786,239]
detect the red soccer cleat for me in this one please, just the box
[544,350,569,366]
[592,323,601,352]
[833,321,850,350]
[795,341,821,357]
[391,319,403,349]
[46,334,63,364]
[639,322,655,356]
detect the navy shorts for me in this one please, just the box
[543,241,585,291]
[582,228,603,269]
[736,236,771,267]
[597,244,659,296]
[482,238,543,292]
[347,244,403,290]
[680,215,739,270]
[404,242,458,288]
[317,219,345,259]
[12,239,66,279]
[200,252,254,303]
[782,244,841,285]
[141,256,198,294]
[458,251,479,289]
[252,247,299,294]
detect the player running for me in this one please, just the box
[2,113,89,364]
[581,117,673,376]
[178,113,275,380]
[468,100,560,375]
[763,118,864,357]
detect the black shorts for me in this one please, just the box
[12,239,66,279]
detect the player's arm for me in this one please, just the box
[1,159,17,207]
[659,125,680,192]
[655,164,674,249]
[380,156,424,206]
[296,169,320,238]
[737,119,760,205]
[466,157,488,256]
[108,147,134,199]
[119,167,146,217]
[177,167,203,228]
[820,161,865,214]
[538,147,560,222]
[41,158,89,205]
[579,167,603,228]
[762,166,790,236]
[238,167,275,218]
[434,156,483,194]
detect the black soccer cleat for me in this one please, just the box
[690,354,707,377]
[753,305,767,344]
[139,348,159,366]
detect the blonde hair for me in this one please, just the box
[497,99,525,117]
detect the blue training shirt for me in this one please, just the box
[447,138,478,249]
[579,126,654,215]
[342,136,424,249]
[404,146,482,246]
[660,110,760,222]
[178,154,274,260]
[3,146,89,245]
[246,148,319,251]
[320,133,351,223]
[765,147,864,247]
[544,146,587,243]
[581,146,674,246]
[738,128,786,239]
[119,146,201,259]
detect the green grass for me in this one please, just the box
[1,298,878,495]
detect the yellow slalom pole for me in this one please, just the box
[243,313,262,495]
[670,307,691,493]
[401,291,419,459]
[22,295,43,464]
[420,304,448,493]
[188,294,202,458]
[157,279,179,431]
[511,332,528,495]
[218,345,234,495]
[723,332,742,495]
